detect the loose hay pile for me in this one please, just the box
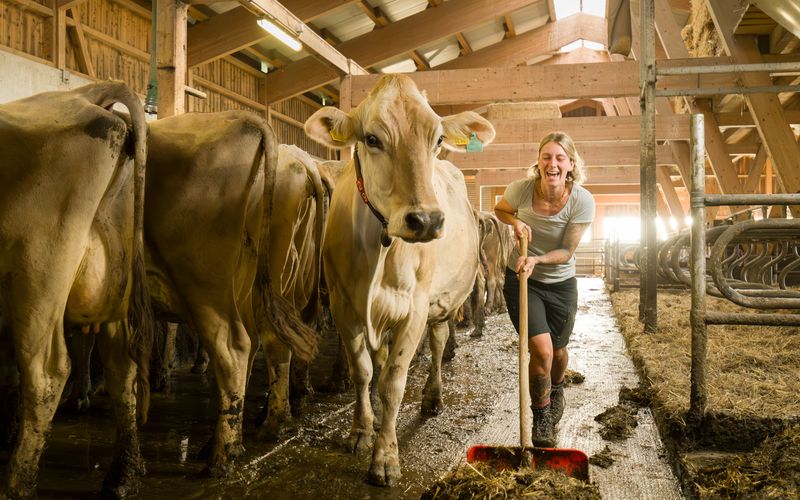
[588,446,616,469]
[595,403,638,441]
[422,462,601,500]
[693,424,800,498]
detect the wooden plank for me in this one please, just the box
[264,0,539,103]
[193,75,266,111]
[742,146,767,193]
[490,114,691,143]
[55,4,66,69]
[446,143,675,169]
[656,164,686,222]
[707,0,800,202]
[187,7,267,68]
[67,19,149,62]
[56,0,87,9]
[66,8,94,77]
[437,13,604,70]
[279,0,356,22]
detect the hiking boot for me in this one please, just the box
[532,404,557,447]
[550,382,565,425]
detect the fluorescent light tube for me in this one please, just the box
[257,18,302,52]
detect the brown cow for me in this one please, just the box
[305,74,495,486]
[0,82,152,498]
[145,111,317,476]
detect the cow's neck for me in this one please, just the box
[354,144,391,247]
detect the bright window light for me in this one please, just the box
[584,40,605,50]
[582,0,607,18]
[257,18,302,52]
[604,216,640,242]
[684,215,693,227]
[554,0,581,19]
[559,40,583,53]
[581,224,592,243]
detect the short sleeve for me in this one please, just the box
[502,178,529,211]
[572,187,596,224]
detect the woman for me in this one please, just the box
[494,131,595,447]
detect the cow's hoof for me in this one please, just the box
[347,429,374,456]
[421,398,443,416]
[367,458,400,487]
[469,329,483,338]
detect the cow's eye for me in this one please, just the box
[436,135,445,148]
[365,135,381,149]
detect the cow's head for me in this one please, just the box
[305,74,495,243]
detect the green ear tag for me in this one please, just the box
[466,132,483,153]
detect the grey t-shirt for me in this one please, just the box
[504,178,596,283]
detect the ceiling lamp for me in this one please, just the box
[257,17,302,52]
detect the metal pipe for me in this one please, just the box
[657,85,800,97]
[706,312,800,327]
[689,113,707,421]
[656,61,800,76]
[702,194,800,206]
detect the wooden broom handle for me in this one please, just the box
[519,233,533,449]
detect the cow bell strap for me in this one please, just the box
[353,145,392,247]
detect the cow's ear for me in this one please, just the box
[440,111,496,152]
[304,107,356,148]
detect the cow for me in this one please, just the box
[0,81,152,498]
[304,74,495,486]
[480,211,513,316]
[457,209,489,337]
[256,144,326,440]
[144,111,317,476]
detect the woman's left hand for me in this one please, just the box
[515,256,536,280]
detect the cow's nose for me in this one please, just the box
[405,211,429,234]
[405,210,445,238]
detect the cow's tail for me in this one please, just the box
[300,155,326,325]
[82,81,155,423]
[255,119,319,363]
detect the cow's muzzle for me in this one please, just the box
[403,209,445,242]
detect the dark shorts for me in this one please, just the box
[502,268,578,349]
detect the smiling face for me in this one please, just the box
[537,141,574,188]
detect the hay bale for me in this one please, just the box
[484,102,562,121]
[422,462,601,499]
[680,0,723,57]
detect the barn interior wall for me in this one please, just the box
[0,0,333,159]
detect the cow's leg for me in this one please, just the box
[340,324,375,456]
[469,270,486,338]
[289,358,312,415]
[0,320,19,451]
[323,336,350,393]
[442,319,457,362]
[191,345,210,375]
[421,321,448,415]
[96,321,146,499]
[63,329,95,411]
[192,305,251,477]
[5,312,70,499]
[256,328,291,441]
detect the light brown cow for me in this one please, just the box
[0,82,152,498]
[480,211,513,315]
[304,74,495,486]
[144,111,317,476]
[257,144,326,440]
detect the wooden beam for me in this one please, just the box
[657,164,686,223]
[187,7,267,68]
[706,0,800,201]
[348,56,799,106]
[455,32,472,55]
[490,114,692,144]
[279,0,356,23]
[56,0,88,9]
[66,8,95,77]
[157,0,187,118]
[503,14,516,38]
[742,146,767,193]
[437,13,604,70]
[447,143,675,170]
[264,0,540,103]
[55,5,66,69]
[546,0,556,21]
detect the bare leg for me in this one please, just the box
[528,333,554,406]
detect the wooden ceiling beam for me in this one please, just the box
[707,0,800,201]
[264,0,540,103]
[454,32,472,55]
[187,7,267,68]
[503,15,516,39]
[490,115,692,143]
[357,2,429,71]
[347,55,800,106]
[438,13,604,70]
[279,0,356,23]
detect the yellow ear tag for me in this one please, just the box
[329,129,348,143]
[453,136,469,146]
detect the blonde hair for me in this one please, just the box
[527,131,587,184]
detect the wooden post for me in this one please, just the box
[339,74,353,162]
[689,113,707,421]
[157,0,187,118]
[639,0,657,333]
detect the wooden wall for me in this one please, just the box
[0,0,335,160]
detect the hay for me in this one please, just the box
[421,462,601,500]
[589,445,616,469]
[609,290,800,422]
[692,424,800,498]
[680,0,723,57]
[483,102,562,121]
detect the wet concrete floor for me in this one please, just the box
[7,278,684,499]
